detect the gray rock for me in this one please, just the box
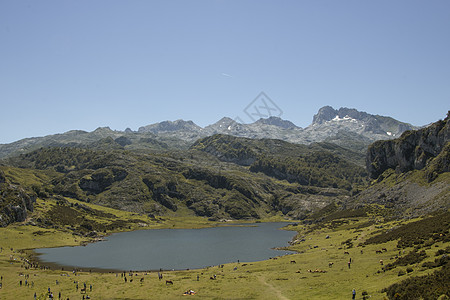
[0,184,36,227]
[366,113,449,179]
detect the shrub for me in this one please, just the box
[365,211,450,248]
[422,255,450,269]
[383,263,449,300]
[384,250,427,271]
[436,246,450,256]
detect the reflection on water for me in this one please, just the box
[35,222,296,271]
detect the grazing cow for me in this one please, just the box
[382,248,387,252]
[344,251,350,255]
[290,260,296,264]
[165,280,173,285]
[375,250,382,254]
[80,287,86,294]
[379,260,384,265]
[328,262,334,268]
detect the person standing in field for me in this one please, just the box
[352,288,356,299]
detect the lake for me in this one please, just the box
[34,222,296,271]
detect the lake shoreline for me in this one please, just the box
[31,221,298,273]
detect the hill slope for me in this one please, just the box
[3,138,364,222]
[191,134,368,190]
[350,112,450,217]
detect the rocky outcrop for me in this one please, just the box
[0,175,36,227]
[114,136,132,147]
[142,178,181,211]
[366,112,450,179]
[79,167,128,194]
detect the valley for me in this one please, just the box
[0,108,449,299]
[0,201,448,299]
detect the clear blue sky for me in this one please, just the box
[1,1,449,143]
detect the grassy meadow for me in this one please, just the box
[0,198,449,299]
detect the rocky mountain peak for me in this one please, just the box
[312,106,338,125]
[254,116,299,129]
[138,119,201,134]
[215,117,237,126]
[310,106,417,137]
[93,127,113,133]
[203,117,241,134]
[312,106,372,125]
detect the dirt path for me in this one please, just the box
[258,276,289,300]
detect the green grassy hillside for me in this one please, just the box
[0,199,448,299]
[191,134,368,190]
[2,145,352,221]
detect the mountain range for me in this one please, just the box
[0,105,448,225]
[0,106,417,159]
[0,107,448,300]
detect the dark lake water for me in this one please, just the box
[34,222,296,271]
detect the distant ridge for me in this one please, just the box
[0,106,418,158]
[254,116,299,129]
[138,120,201,133]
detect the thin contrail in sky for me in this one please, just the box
[221,73,233,78]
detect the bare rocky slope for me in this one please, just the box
[0,169,36,226]
[348,112,450,218]
[367,112,449,179]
